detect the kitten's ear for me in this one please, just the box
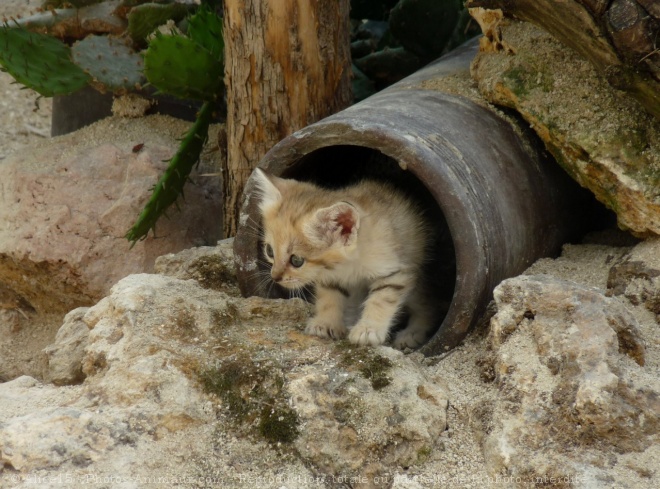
[252,168,285,210]
[304,202,360,247]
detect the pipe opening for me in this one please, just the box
[277,144,457,345]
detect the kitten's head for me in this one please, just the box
[253,168,360,289]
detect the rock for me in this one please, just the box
[1,257,448,486]
[43,307,90,386]
[470,17,660,237]
[0,114,222,382]
[0,114,223,313]
[607,238,660,319]
[478,274,659,483]
[154,238,240,296]
[289,347,448,484]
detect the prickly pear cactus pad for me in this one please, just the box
[187,6,224,62]
[72,35,144,92]
[127,2,192,44]
[0,25,90,97]
[144,32,223,101]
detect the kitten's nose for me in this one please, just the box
[271,271,283,283]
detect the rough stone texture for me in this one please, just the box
[43,307,90,386]
[154,238,240,297]
[1,250,448,488]
[1,238,660,488]
[0,114,223,311]
[470,16,660,237]
[607,238,660,321]
[290,347,448,485]
[0,114,223,382]
[479,273,660,484]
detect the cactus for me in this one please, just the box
[127,2,192,44]
[0,24,91,96]
[127,6,224,244]
[144,31,223,100]
[72,34,144,91]
[187,5,224,60]
[2,3,225,245]
[125,100,214,244]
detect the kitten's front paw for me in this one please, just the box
[392,328,427,350]
[348,322,388,346]
[305,319,347,340]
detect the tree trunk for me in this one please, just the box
[221,0,352,237]
[466,0,660,120]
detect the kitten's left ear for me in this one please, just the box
[252,168,286,211]
[304,202,360,247]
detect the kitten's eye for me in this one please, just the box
[290,255,305,268]
[265,243,274,259]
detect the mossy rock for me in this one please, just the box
[472,19,660,237]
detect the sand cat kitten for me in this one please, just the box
[254,169,437,349]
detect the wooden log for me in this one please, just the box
[465,0,660,120]
[221,0,352,237]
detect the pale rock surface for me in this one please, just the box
[0,115,223,310]
[1,245,449,488]
[607,238,660,321]
[0,115,223,381]
[479,273,659,485]
[43,307,90,386]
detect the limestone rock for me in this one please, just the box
[1,259,447,486]
[0,114,223,315]
[470,18,660,237]
[607,238,660,320]
[154,238,240,296]
[289,347,448,484]
[0,114,222,381]
[479,274,659,483]
[43,307,90,386]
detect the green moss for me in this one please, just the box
[336,343,393,391]
[258,406,299,444]
[199,356,299,444]
[200,359,256,421]
[210,302,241,333]
[190,255,238,292]
[503,67,529,98]
[416,445,432,464]
[503,64,553,99]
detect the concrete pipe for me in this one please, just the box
[233,40,593,355]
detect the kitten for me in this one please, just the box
[253,168,437,349]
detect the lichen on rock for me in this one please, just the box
[479,273,659,482]
[470,16,660,237]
